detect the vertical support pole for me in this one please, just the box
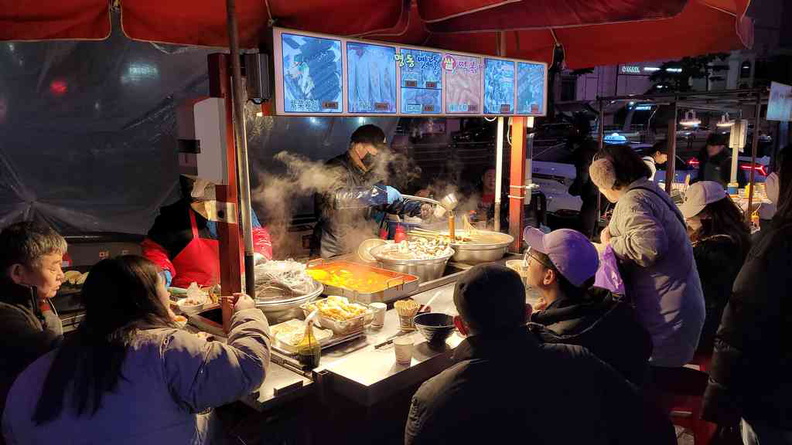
[596,100,604,225]
[508,117,527,252]
[747,92,762,218]
[208,53,242,332]
[494,117,505,232]
[666,102,678,195]
[226,0,257,299]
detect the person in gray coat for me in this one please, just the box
[590,145,705,368]
[2,256,271,445]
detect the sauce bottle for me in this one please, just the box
[297,310,321,369]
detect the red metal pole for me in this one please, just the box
[508,117,527,252]
[208,53,242,332]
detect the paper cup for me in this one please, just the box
[394,337,414,365]
[370,303,386,328]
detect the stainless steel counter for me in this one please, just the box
[244,360,314,412]
[313,276,542,406]
[188,254,540,411]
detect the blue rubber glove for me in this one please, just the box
[160,270,173,287]
[385,186,402,205]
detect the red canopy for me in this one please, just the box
[0,0,752,67]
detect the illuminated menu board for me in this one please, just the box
[272,27,547,116]
[517,62,546,115]
[346,42,397,114]
[399,48,442,114]
[484,58,515,114]
[443,54,483,114]
[278,32,343,114]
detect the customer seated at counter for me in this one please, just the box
[404,263,675,445]
[524,228,652,385]
[0,221,66,442]
[679,181,751,357]
[2,255,271,445]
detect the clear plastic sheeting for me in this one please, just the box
[0,25,214,234]
[0,20,399,235]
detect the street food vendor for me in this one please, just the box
[141,175,273,288]
[313,124,431,258]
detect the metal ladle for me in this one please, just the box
[402,193,460,240]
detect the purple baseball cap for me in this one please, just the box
[522,228,599,287]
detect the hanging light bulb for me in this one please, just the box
[716,113,735,127]
[679,110,701,127]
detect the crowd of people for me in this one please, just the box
[1,142,790,445]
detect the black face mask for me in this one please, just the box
[360,151,377,170]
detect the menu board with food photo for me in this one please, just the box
[443,54,482,114]
[346,42,397,113]
[483,58,515,115]
[399,48,443,114]
[517,62,546,116]
[278,32,343,114]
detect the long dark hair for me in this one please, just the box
[33,256,173,423]
[690,197,751,257]
[775,144,792,221]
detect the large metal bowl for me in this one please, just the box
[446,230,514,264]
[369,244,455,282]
[255,283,324,324]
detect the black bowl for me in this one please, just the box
[414,312,456,345]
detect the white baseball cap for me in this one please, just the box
[678,181,728,219]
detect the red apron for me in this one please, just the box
[171,209,220,288]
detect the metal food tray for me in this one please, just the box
[300,300,373,336]
[271,331,365,357]
[306,260,420,304]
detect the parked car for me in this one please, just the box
[683,155,770,184]
[530,161,581,213]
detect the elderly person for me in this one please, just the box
[590,144,705,368]
[0,222,66,433]
[3,256,270,444]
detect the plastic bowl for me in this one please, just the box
[414,312,456,345]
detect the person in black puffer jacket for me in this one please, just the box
[702,145,792,444]
[678,181,751,356]
[405,263,675,445]
[523,227,652,385]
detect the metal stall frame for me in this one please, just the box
[596,88,769,220]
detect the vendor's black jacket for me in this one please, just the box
[312,152,421,258]
[405,327,675,445]
[528,288,652,385]
[691,234,748,356]
[0,280,62,430]
[697,150,746,187]
[703,218,792,429]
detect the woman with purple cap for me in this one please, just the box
[589,144,705,370]
[523,227,652,385]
